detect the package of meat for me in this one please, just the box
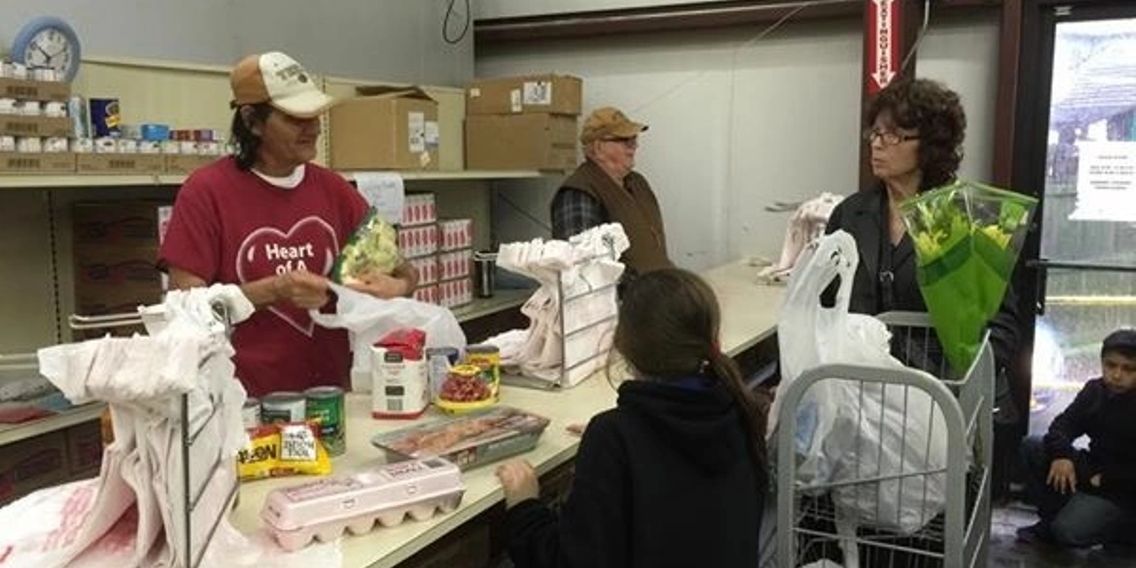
[261,457,464,552]
[370,406,550,471]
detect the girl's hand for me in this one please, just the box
[496,460,539,509]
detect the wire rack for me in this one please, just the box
[69,303,238,568]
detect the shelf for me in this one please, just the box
[340,169,561,181]
[0,402,105,447]
[451,288,532,323]
[0,169,561,190]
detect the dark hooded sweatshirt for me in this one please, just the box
[505,378,765,568]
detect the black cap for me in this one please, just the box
[1102,328,1136,357]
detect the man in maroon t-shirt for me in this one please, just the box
[158,52,418,397]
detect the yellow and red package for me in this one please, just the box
[238,422,332,481]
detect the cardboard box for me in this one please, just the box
[0,152,76,173]
[73,246,163,303]
[74,201,169,248]
[164,153,217,175]
[0,77,71,102]
[466,74,582,116]
[65,420,104,477]
[410,255,439,285]
[329,86,439,170]
[421,86,465,171]
[465,114,577,171]
[77,153,165,174]
[413,284,438,305]
[0,431,68,506]
[438,249,472,282]
[438,219,474,252]
[0,115,72,137]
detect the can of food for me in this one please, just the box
[69,96,89,138]
[139,140,162,154]
[94,137,118,153]
[179,140,198,155]
[161,139,180,154]
[16,137,42,153]
[260,391,306,424]
[89,98,121,138]
[18,101,42,117]
[43,137,68,153]
[193,129,214,142]
[242,397,261,429]
[426,347,460,396]
[116,138,138,154]
[0,136,15,153]
[71,138,94,153]
[304,386,345,457]
[0,98,16,115]
[465,344,501,384]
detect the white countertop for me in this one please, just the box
[230,261,784,567]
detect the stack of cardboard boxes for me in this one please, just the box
[0,420,102,506]
[464,74,583,171]
[72,201,172,335]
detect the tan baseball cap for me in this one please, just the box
[230,52,336,118]
[580,107,649,145]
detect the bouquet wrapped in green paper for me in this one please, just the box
[899,181,1037,373]
[331,208,403,285]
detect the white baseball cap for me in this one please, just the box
[230,51,336,118]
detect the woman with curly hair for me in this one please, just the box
[824,79,1024,495]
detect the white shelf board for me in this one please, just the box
[0,402,105,447]
[0,169,561,190]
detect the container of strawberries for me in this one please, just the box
[435,364,499,414]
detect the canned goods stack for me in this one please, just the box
[0,60,72,166]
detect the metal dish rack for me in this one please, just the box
[70,303,239,568]
[499,235,621,390]
[774,311,993,568]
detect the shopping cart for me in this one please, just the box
[774,312,994,567]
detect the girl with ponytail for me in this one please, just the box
[496,268,768,568]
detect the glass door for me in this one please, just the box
[1029,11,1136,435]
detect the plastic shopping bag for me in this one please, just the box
[775,231,949,535]
[310,283,466,391]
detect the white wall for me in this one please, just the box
[479,13,1000,271]
[477,0,732,20]
[0,0,473,84]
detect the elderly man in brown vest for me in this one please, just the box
[551,107,674,275]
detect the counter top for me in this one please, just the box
[229,260,783,567]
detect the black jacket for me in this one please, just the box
[505,379,765,568]
[1043,379,1136,507]
[824,185,1023,375]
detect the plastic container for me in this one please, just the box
[434,363,498,414]
[261,457,464,551]
[371,406,550,471]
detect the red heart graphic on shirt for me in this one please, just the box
[235,216,338,336]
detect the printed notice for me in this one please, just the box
[1072,141,1136,222]
[523,81,553,106]
[354,172,405,225]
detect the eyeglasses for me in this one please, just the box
[863,128,919,146]
[601,136,638,148]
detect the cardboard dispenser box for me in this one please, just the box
[466,74,582,116]
[329,86,439,171]
[465,114,578,171]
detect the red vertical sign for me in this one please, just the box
[866,0,902,95]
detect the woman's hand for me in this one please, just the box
[274,270,330,309]
[496,460,540,509]
[345,272,410,299]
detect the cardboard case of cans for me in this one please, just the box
[401,193,437,227]
[398,224,438,259]
[438,249,472,281]
[438,219,473,252]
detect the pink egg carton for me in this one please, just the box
[261,457,465,552]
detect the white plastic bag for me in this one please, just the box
[775,231,949,535]
[310,283,466,391]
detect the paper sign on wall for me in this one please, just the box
[354,172,405,225]
[425,121,439,150]
[1071,141,1136,222]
